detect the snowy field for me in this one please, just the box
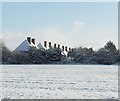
[0,65,118,99]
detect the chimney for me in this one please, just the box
[62,46,64,51]
[32,38,35,45]
[69,48,71,51]
[44,41,47,48]
[27,37,31,44]
[54,44,56,48]
[58,44,60,48]
[65,46,67,52]
[48,42,51,48]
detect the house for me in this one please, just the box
[14,37,39,51]
[14,37,70,57]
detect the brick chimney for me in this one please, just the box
[44,41,47,48]
[32,38,35,45]
[58,44,60,48]
[69,48,71,51]
[48,42,51,48]
[65,46,67,52]
[54,44,56,48]
[62,46,64,51]
[27,37,31,44]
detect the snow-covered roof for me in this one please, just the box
[14,37,69,56]
[14,39,31,52]
[61,50,68,56]
[37,43,46,49]
[14,39,39,52]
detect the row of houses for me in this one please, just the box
[14,37,72,56]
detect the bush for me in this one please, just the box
[104,41,117,52]
[28,48,48,64]
[45,48,62,62]
[1,40,120,65]
[68,47,94,63]
[88,48,118,65]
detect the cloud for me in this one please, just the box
[73,21,85,32]
[29,26,65,45]
[3,31,26,50]
[2,21,100,51]
[2,20,117,51]
[3,26,72,50]
[2,20,87,51]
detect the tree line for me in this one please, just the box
[1,41,120,65]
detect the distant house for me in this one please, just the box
[14,37,70,57]
[37,43,46,50]
[14,37,39,52]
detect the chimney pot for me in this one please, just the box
[65,46,67,52]
[69,48,71,51]
[54,44,56,48]
[48,42,51,48]
[32,38,35,45]
[27,37,31,44]
[62,46,64,51]
[58,44,60,48]
[44,41,47,48]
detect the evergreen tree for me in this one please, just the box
[104,41,117,52]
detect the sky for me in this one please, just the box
[2,2,118,51]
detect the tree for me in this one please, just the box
[28,47,47,64]
[68,47,94,63]
[46,47,62,62]
[104,41,117,52]
[88,47,118,65]
[2,43,12,64]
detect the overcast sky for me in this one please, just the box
[2,2,118,51]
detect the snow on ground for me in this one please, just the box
[0,65,118,99]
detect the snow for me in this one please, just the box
[63,51,68,56]
[37,43,46,49]
[30,42,39,49]
[14,39,41,51]
[14,39,31,51]
[14,38,68,56]
[0,65,118,99]
[61,50,68,56]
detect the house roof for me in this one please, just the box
[14,37,68,56]
[37,43,46,49]
[61,50,68,56]
[14,39,46,52]
[14,39,31,51]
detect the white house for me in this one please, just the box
[14,37,69,57]
[14,37,39,51]
[37,43,46,50]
